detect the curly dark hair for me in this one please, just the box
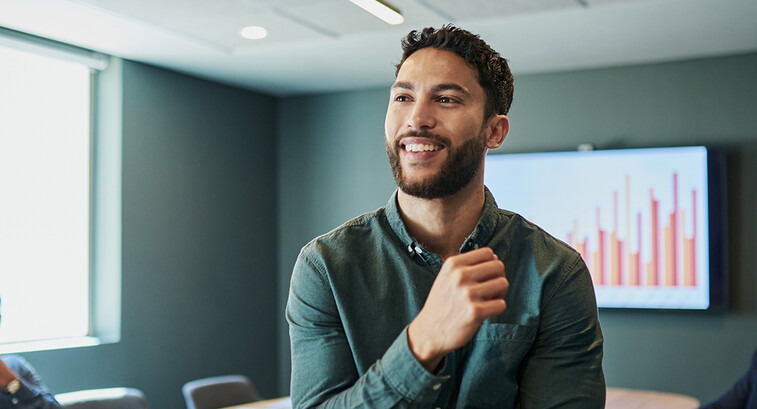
[395,24,514,118]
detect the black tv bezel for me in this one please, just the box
[704,147,728,311]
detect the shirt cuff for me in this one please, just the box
[380,326,450,403]
[12,378,38,403]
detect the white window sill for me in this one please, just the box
[0,336,110,354]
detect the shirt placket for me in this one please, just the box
[407,242,444,272]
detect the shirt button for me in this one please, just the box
[12,398,19,404]
[432,383,441,390]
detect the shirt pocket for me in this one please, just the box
[457,323,538,407]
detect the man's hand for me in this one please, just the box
[407,247,508,372]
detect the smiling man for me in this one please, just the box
[287,25,605,409]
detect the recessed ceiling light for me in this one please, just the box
[240,26,268,40]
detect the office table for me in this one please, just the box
[226,388,699,409]
[606,387,700,409]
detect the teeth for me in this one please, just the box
[404,143,442,152]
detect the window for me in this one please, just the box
[0,29,110,349]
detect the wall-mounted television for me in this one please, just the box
[484,146,727,310]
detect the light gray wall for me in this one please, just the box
[276,52,757,403]
[20,60,280,409]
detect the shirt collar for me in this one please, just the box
[385,187,500,254]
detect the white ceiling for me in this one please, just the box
[1,0,756,96]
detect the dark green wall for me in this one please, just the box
[13,51,757,407]
[276,53,757,403]
[20,60,280,409]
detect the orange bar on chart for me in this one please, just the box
[629,252,640,286]
[610,191,621,286]
[683,236,694,287]
[664,223,675,286]
[610,232,619,285]
[596,208,605,286]
[626,209,641,287]
[670,173,679,286]
[592,252,601,285]
[683,190,698,287]
[648,190,660,286]
[577,239,589,268]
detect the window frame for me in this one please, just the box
[0,27,120,353]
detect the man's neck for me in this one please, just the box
[397,181,486,260]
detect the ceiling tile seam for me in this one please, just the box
[414,0,456,22]
[69,0,237,55]
[271,6,340,39]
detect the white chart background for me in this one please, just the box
[484,147,710,309]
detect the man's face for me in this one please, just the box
[385,47,490,199]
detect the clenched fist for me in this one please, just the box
[408,247,508,372]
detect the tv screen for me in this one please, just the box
[484,146,726,310]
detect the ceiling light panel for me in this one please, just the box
[348,0,404,25]
[270,0,442,36]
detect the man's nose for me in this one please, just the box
[407,101,436,130]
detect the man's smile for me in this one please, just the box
[403,143,443,152]
[399,136,447,158]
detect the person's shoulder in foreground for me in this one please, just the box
[287,23,604,409]
[1,354,62,409]
[700,348,757,409]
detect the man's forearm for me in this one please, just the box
[290,327,447,409]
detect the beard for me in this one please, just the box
[386,129,487,199]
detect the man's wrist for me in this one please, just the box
[407,323,443,372]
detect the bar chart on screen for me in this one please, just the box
[484,146,711,309]
[566,171,707,308]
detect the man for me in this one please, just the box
[0,297,62,409]
[287,25,605,408]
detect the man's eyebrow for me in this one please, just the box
[390,82,472,98]
[432,83,472,98]
[391,81,413,91]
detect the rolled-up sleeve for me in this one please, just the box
[287,250,446,409]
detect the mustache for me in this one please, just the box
[394,130,451,149]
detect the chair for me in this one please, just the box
[56,387,149,409]
[182,375,260,409]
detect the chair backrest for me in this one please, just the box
[56,387,149,409]
[182,375,260,409]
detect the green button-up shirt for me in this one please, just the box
[287,188,605,408]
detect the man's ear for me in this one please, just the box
[485,115,509,149]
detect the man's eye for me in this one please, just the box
[394,95,409,102]
[439,96,457,104]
